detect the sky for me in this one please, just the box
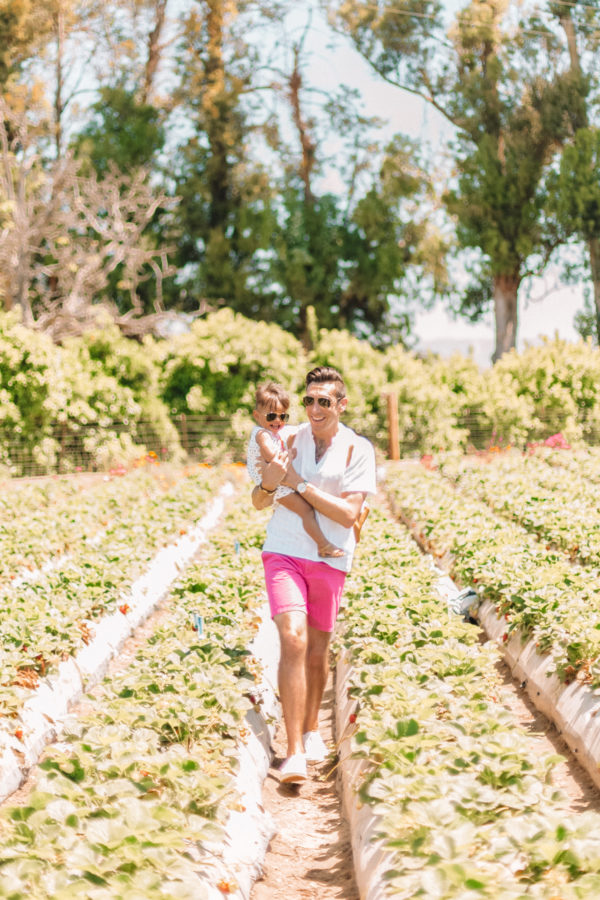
[291,0,587,366]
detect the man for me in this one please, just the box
[252,366,377,783]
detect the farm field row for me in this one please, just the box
[0,499,271,899]
[339,502,600,898]
[531,445,600,483]
[437,448,600,565]
[0,462,215,583]
[8,459,600,899]
[384,462,600,687]
[0,464,227,725]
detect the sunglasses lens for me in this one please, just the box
[303,396,334,408]
[266,413,276,421]
[281,413,289,422]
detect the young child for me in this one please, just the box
[247,382,343,558]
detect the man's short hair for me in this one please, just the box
[305,366,346,400]
[254,381,290,410]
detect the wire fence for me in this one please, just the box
[1,409,599,477]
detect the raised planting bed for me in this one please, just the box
[335,502,600,899]
[0,469,246,798]
[385,461,600,794]
[437,448,600,565]
[0,500,281,899]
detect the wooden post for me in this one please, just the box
[386,392,400,460]
[180,413,189,456]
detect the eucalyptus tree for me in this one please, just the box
[168,0,286,314]
[331,0,585,360]
[260,16,443,347]
[545,0,600,342]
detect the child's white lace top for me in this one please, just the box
[246,425,293,499]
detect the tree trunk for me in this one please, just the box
[289,47,315,206]
[492,272,520,363]
[589,236,600,345]
[54,4,65,158]
[205,1,229,233]
[560,11,581,76]
[141,0,168,104]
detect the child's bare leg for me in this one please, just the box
[278,493,344,558]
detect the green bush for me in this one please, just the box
[384,347,467,452]
[0,312,170,474]
[158,309,309,459]
[311,328,389,442]
[490,337,600,444]
[77,318,181,457]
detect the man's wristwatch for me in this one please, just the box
[296,481,309,494]
[259,482,276,495]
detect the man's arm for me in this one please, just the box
[284,464,365,527]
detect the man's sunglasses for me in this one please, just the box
[265,412,289,422]
[302,396,336,409]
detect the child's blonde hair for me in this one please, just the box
[254,382,290,411]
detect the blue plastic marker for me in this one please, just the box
[192,612,203,635]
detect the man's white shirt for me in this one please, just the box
[262,422,377,572]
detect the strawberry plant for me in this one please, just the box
[337,503,600,898]
[0,464,228,722]
[0,502,270,897]
[385,462,600,687]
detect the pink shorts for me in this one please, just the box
[262,552,346,633]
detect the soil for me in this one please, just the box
[251,676,359,900]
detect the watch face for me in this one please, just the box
[298,481,307,494]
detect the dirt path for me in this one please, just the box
[251,675,359,900]
[251,494,600,899]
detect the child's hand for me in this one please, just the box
[281,452,300,489]
[257,446,288,491]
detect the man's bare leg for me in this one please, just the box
[303,625,333,734]
[273,610,308,757]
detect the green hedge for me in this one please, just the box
[2,309,600,473]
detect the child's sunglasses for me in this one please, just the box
[265,412,289,422]
[302,396,334,408]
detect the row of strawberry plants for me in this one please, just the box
[437,449,600,565]
[0,502,271,898]
[384,463,600,687]
[0,465,226,719]
[536,445,600,483]
[338,504,600,899]
[0,464,187,583]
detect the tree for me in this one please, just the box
[0,0,49,89]
[73,85,165,176]
[545,0,600,343]
[171,0,277,313]
[332,0,587,360]
[0,100,176,339]
[270,134,439,347]
[264,23,441,347]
